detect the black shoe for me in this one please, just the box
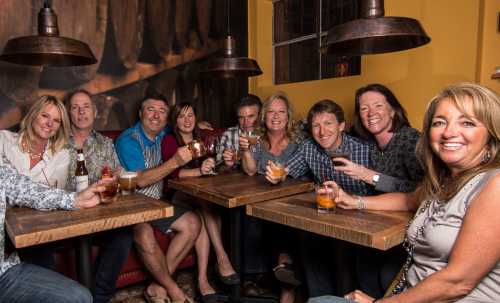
[200,293,227,303]
[219,272,240,285]
[273,263,301,286]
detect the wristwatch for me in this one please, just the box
[372,174,380,185]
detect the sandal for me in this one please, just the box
[273,263,301,286]
[200,292,227,303]
[144,290,170,303]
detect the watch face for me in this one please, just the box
[373,174,380,183]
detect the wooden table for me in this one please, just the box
[6,193,173,287]
[169,172,314,303]
[246,192,412,251]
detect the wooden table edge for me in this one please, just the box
[6,205,173,249]
[246,203,407,251]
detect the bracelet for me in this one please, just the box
[356,195,366,210]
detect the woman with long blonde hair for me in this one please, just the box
[319,82,500,303]
[0,95,71,188]
[241,92,303,303]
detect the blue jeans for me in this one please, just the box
[0,263,92,303]
[307,295,355,303]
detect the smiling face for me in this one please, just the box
[429,98,490,176]
[359,91,395,137]
[69,92,96,131]
[265,98,288,132]
[176,106,196,135]
[139,99,169,139]
[238,105,259,131]
[311,112,345,150]
[32,103,62,141]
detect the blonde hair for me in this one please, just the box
[417,82,500,200]
[258,91,302,145]
[19,95,70,154]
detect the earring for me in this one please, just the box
[482,150,492,164]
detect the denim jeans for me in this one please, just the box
[0,263,92,303]
[92,227,133,303]
[307,295,355,303]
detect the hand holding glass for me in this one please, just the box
[315,184,337,213]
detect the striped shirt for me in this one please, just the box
[216,126,241,165]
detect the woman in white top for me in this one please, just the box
[0,95,71,189]
[316,82,500,303]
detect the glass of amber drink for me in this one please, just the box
[315,184,337,213]
[119,171,137,195]
[270,160,286,180]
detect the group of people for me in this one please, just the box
[0,81,499,303]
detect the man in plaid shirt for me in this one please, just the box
[217,94,261,168]
[266,99,372,297]
[267,99,372,195]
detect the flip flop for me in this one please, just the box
[143,290,170,303]
[273,263,301,286]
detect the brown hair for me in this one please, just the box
[417,82,500,201]
[353,83,410,140]
[19,95,70,154]
[306,99,345,134]
[169,102,201,145]
[258,92,302,146]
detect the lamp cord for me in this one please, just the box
[227,0,231,36]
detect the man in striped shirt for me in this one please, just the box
[116,93,201,303]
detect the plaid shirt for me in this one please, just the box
[216,126,240,164]
[287,134,372,195]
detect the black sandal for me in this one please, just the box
[273,263,301,286]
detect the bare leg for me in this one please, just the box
[200,205,236,276]
[167,211,201,272]
[134,211,200,302]
[194,211,216,296]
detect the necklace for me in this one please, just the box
[29,151,43,159]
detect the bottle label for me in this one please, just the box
[75,175,89,192]
[77,153,85,161]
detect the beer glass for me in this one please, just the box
[119,171,138,195]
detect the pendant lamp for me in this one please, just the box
[201,0,262,78]
[321,0,430,56]
[0,1,97,67]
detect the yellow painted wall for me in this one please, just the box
[248,0,494,130]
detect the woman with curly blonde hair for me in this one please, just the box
[320,82,500,303]
[241,91,303,303]
[241,91,302,175]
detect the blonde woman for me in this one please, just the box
[241,92,303,303]
[0,95,71,269]
[319,83,500,303]
[0,95,71,189]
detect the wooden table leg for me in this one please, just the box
[76,235,93,289]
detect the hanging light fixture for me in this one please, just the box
[201,0,262,78]
[321,0,430,56]
[0,0,96,67]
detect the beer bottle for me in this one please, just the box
[75,148,89,192]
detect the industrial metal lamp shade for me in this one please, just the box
[203,36,262,78]
[321,0,430,56]
[0,3,96,67]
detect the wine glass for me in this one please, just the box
[203,135,220,175]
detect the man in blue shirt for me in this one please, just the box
[115,93,201,303]
[266,99,372,298]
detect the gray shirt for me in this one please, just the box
[407,169,500,302]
